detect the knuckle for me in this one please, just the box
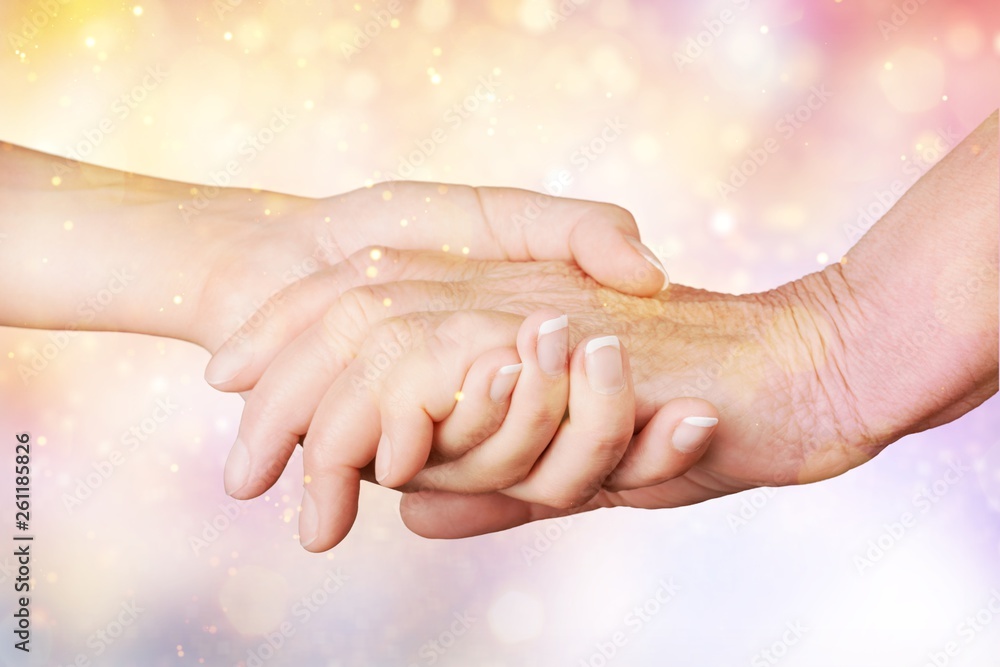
[321,286,379,349]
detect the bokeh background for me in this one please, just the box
[1,0,999,665]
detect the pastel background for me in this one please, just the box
[1,0,999,665]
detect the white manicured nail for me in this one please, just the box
[585,336,624,395]
[489,363,522,402]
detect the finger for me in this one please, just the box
[502,335,635,509]
[334,183,668,296]
[602,397,719,491]
[374,313,522,488]
[300,312,520,550]
[399,489,595,540]
[406,310,570,494]
[476,187,669,296]
[222,281,455,500]
[430,348,523,463]
[205,247,476,391]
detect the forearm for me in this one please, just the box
[829,110,998,444]
[0,143,286,345]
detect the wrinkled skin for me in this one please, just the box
[202,236,880,531]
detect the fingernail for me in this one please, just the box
[585,336,624,395]
[223,438,250,495]
[625,237,670,289]
[299,486,319,548]
[375,433,393,484]
[672,416,719,453]
[205,337,253,386]
[536,315,569,376]
[489,363,522,402]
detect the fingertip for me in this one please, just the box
[376,411,434,488]
[602,397,718,491]
[298,468,362,552]
[569,215,668,296]
[205,336,253,390]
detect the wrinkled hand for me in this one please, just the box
[212,249,878,539]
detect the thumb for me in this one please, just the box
[570,209,669,297]
[477,187,668,296]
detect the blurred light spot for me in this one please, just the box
[416,0,454,30]
[517,0,556,33]
[461,247,470,255]
[170,463,179,473]
[400,218,409,227]
[383,298,392,307]
[488,590,544,643]
[366,266,378,278]
[710,211,735,235]
[630,134,661,162]
[441,244,450,252]
[85,37,95,48]
[51,176,61,186]
[132,6,143,16]
[816,252,829,264]
[370,248,383,260]
[63,220,73,230]
[223,32,233,41]
[760,25,769,34]
[345,69,380,103]
[173,295,183,305]
[37,436,47,446]
[946,22,982,58]
[454,391,464,402]
[879,48,944,112]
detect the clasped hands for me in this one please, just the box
[197,181,869,552]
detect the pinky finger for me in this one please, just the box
[601,397,719,492]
